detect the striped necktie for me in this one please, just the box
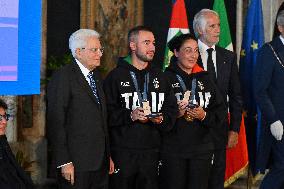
[87,72,100,104]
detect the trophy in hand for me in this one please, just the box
[142,100,160,120]
[142,101,151,116]
[184,102,198,122]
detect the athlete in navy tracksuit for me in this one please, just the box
[159,34,226,189]
[103,26,177,189]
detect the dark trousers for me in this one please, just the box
[208,149,226,189]
[110,150,159,189]
[159,154,212,189]
[260,139,284,189]
[57,160,108,189]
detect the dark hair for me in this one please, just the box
[128,25,153,44]
[277,10,284,26]
[0,99,8,110]
[168,33,197,52]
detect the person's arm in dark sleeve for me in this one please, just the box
[228,53,243,133]
[47,70,71,167]
[154,74,178,132]
[202,80,227,129]
[254,44,284,140]
[103,72,133,128]
[254,45,279,124]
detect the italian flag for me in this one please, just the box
[213,0,249,187]
[213,0,233,51]
[163,0,189,71]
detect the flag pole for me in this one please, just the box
[236,0,243,67]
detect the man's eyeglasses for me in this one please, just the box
[81,47,104,54]
[0,114,10,121]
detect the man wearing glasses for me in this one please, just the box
[103,26,177,189]
[47,29,112,189]
[0,99,34,188]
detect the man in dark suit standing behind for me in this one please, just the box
[47,29,112,189]
[193,9,243,189]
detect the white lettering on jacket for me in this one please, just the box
[121,92,165,112]
[174,91,211,108]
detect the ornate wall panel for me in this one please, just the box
[81,0,143,76]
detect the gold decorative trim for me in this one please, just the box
[224,162,249,188]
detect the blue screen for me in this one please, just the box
[0,0,41,94]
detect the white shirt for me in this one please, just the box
[280,35,284,45]
[198,39,218,77]
[75,58,92,85]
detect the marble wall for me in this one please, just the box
[262,0,284,42]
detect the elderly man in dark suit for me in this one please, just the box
[47,29,113,189]
[193,9,243,189]
[254,10,284,189]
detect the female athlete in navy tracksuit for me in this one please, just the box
[159,34,226,189]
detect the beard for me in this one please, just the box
[136,51,154,62]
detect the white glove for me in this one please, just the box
[270,120,283,141]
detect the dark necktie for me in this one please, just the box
[207,48,217,82]
[87,72,100,104]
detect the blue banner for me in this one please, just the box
[239,0,264,175]
[0,0,18,81]
[0,0,41,94]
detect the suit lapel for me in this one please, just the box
[96,77,107,116]
[92,70,108,132]
[71,63,101,106]
[272,37,284,64]
[92,70,106,111]
[279,49,284,64]
[215,48,226,86]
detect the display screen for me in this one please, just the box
[0,0,19,81]
[0,0,41,94]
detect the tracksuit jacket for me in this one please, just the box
[103,57,178,152]
[161,61,227,158]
